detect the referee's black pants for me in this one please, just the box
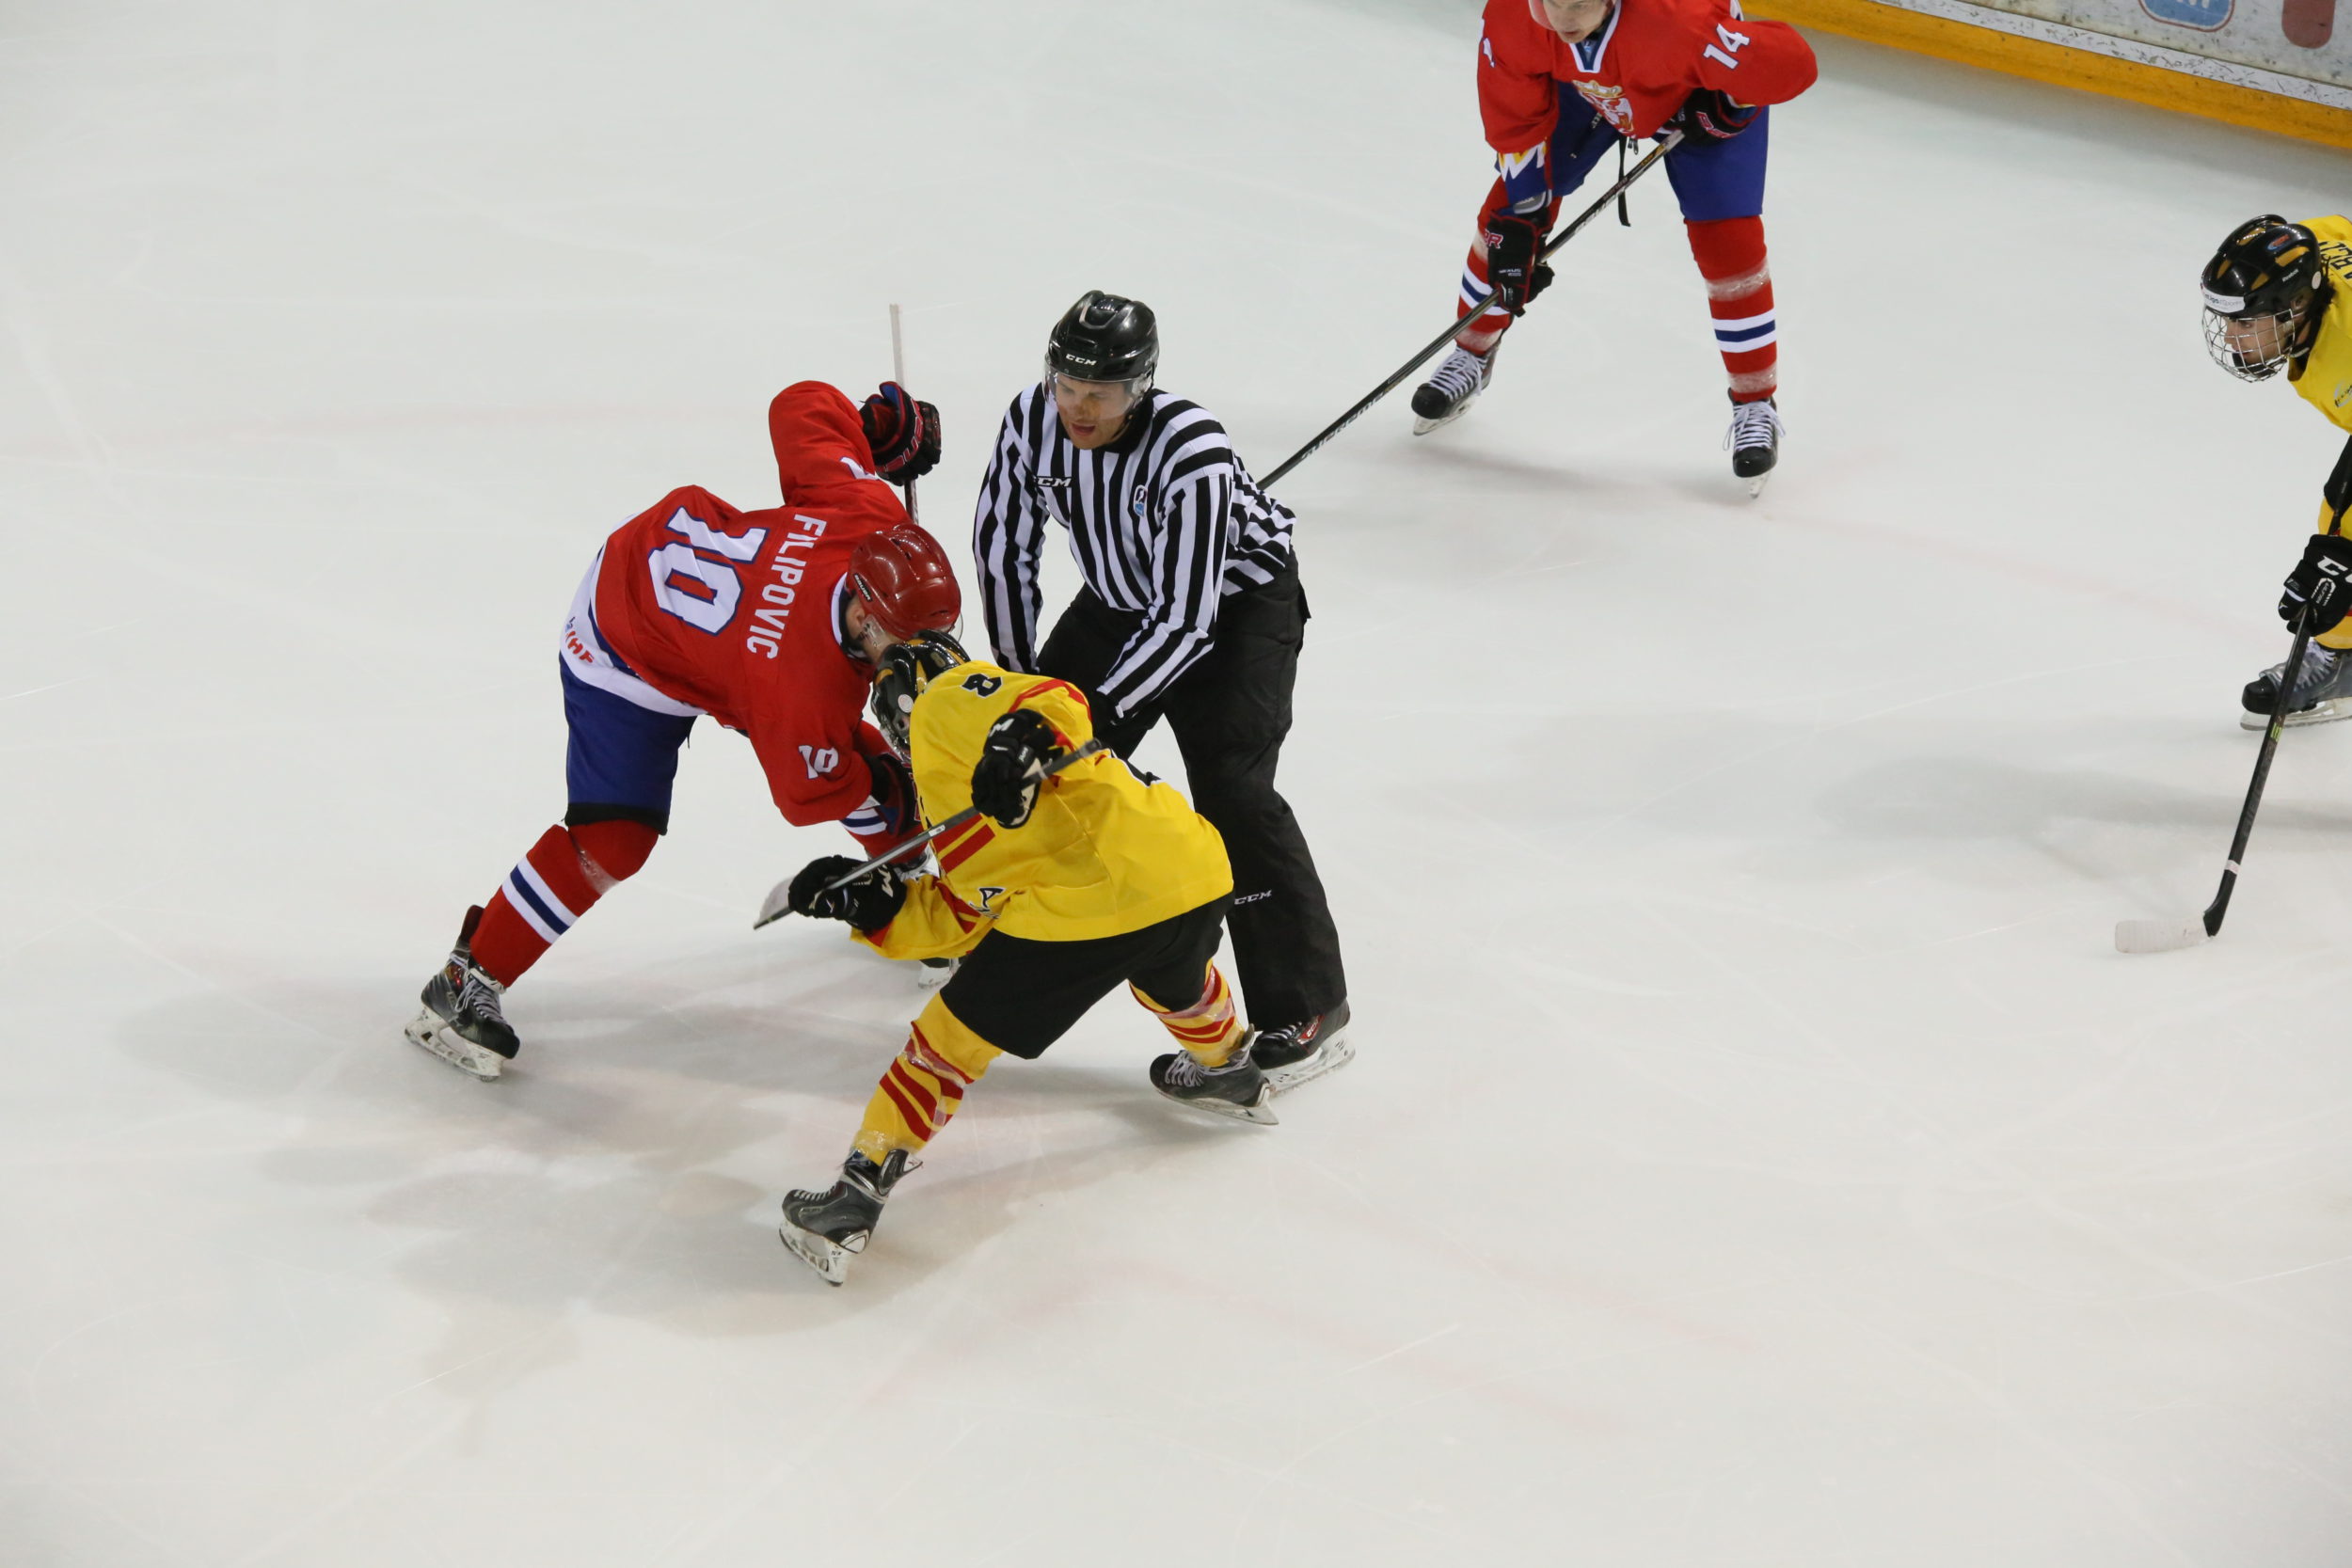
[1036,566,1346,1028]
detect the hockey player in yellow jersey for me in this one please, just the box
[2202,214,2352,726]
[773,649,1279,1284]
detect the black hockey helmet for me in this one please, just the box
[2202,215,2329,380]
[1044,290,1158,392]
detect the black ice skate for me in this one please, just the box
[1149,1037,1278,1125]
[1249,1000,1354,1095]
[1726,396,1782,497]
[779,1148,915,1286]
[402,905,519,1081]
[2242,641,2352,730]
[1411,345,1498,435]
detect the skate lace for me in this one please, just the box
[1427,349,1486,401]
[1161,1051,1209,1088]
[458,964,507,1023]
[1724,400,1783,452]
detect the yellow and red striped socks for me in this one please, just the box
[851,998,1003,1165]
[1134,965,1245,1069]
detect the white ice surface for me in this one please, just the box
[6,2,2352,1563]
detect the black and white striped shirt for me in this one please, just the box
[972,385,1295,719]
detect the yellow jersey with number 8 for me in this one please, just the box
[854,663,1232,959]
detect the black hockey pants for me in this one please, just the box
[1036,566,1346,1028]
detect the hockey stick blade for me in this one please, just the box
[2114,916,2212,955]
[2114,610,2322,957]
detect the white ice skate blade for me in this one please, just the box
[2115,917,2211,955]
[1154,1085,1279,1126]
[2241,697,2352,731]
[1262,1031,1356,1096]
[915,958,958,990]
[1746,472,1771,499]
[780,1223,858,1285]
[779,1221,855,1285]
[1412,394,1481,437]
[403,1010,503,1080]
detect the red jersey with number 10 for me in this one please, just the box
[589,382,913,827]
[1478,0,1816,150]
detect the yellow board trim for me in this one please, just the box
[1744,0,2352,150]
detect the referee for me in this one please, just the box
[971,291,1350,1089]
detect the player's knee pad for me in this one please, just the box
[1685,215,1767,285]
[914,994,1005,1082]
[568,818,658,885]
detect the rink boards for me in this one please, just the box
[1750,0,2352,145]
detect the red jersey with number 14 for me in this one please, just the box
[589,382,912,827]
[1478,0,1816,150]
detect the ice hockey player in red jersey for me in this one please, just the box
[1412,0,1817,491]
[404,380,961,1081]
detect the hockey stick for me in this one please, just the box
[1260,130,1683,489]
[753,738,1107,928]
[890,302,919,526]
[2115,609,2317,955]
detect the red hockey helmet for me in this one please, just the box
[849,526,961,642]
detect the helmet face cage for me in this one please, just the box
[2201,216,2327,381]
[2203,300,2305,381]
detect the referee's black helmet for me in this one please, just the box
[1045,291,1158,391]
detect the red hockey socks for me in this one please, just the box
[1451,179,1538,357]
[1454,239,1514,356]
[467,819,659,987]
[1686,216,1777,403]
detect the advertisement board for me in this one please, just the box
[1886,0,2352,100]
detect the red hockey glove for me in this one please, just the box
[861,750,918,841]
[1669,89,1759,143]
[2280,533,2352,634]
[1480,211,1554,317]
[860,383,942,484]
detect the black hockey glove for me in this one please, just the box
[1480,211,1554,317]
[1669,88,1760,143]
[970,708,1062,829]
[787,856,908,932]
[2280,533,2352,634]
[859,383,942,484]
